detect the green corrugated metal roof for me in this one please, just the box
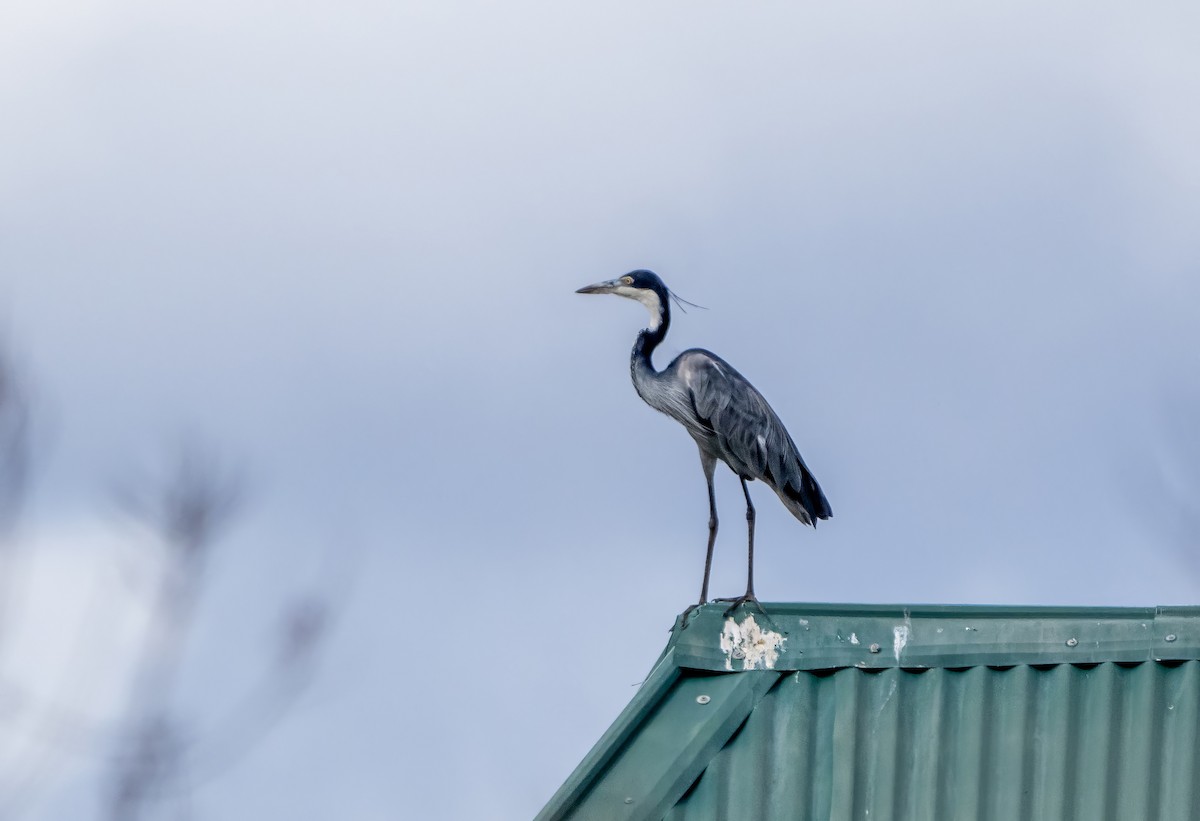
[538,603,1200,821]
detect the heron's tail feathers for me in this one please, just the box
[780,465,832,527]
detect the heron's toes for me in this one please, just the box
[674,601,707,631]
[719,593,765,618]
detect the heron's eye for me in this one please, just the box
[620,276,634,286]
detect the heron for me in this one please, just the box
[576,269,831,616]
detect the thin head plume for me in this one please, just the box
[668,288,707,314]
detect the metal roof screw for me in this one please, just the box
[869,643,881,654]
[1166,634,1178,643]
[696,695,711,705]
[1066,637,1078,647]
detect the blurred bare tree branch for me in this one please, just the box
[1155,395,1200,568]
[0,339,30,536]
[1128,388,1200,591]
[0,338,32,657]
[0,336,106,821]
[106,443,245,821]
[106,443,341,821]
[0,337,342,821]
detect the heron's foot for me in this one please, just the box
[718,595,781,632]
[716,593,769,621]
[674,601,707,632]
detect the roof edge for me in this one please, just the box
[535,649,684,821]
[667,602,1200,673]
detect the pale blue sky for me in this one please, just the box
[2,2,1199,818]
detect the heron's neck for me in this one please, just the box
[630,299,670,385]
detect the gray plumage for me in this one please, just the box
[636,349,830,525]
[577,269,831,614]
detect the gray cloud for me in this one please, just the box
[2,1,1199,818]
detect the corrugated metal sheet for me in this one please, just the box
[666,662,1200,821]
[538,604,1200,821]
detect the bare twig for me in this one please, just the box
[0,336,30,536]
[187,535,361,785]
[1140,391,1200,583]
[106,442,245,821]
[0,337,32,659]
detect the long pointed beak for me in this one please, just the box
[576,279,619,295]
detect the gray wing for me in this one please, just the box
[678,350,832,524]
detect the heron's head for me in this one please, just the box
[575,269,670,330]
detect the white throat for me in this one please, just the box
[616,286,663,331]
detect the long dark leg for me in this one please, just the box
[678,455,718,631]
[699,457,719,604]
[741,476,756,599]
[718,477,765,617]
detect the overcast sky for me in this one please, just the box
[2,2,1200,819]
